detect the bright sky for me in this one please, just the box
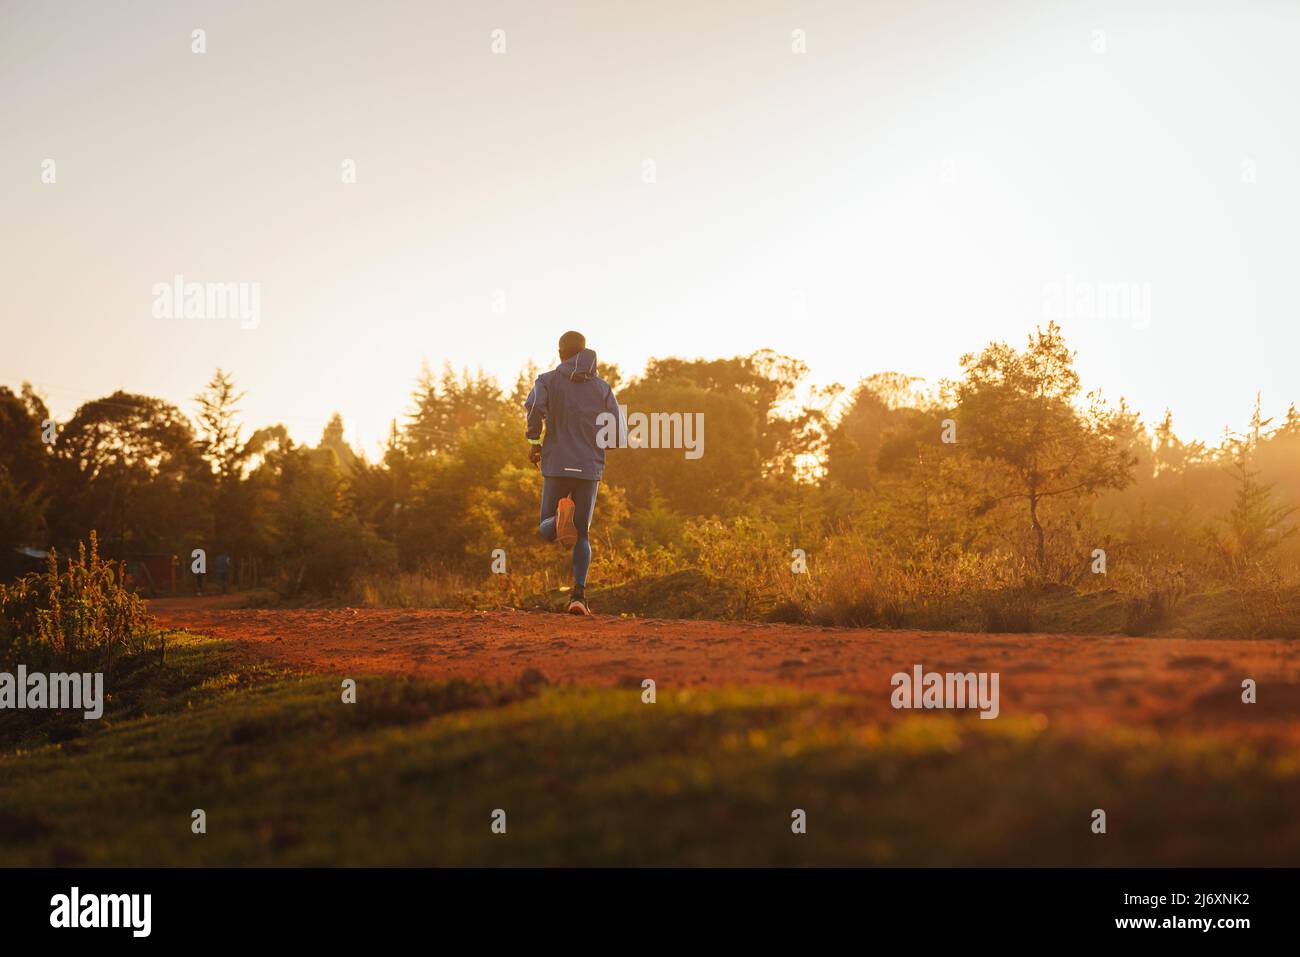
[4,0,1299,456]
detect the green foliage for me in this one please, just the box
[607,378,759,513]
[265,447,396,597]
[950,322,1137,579]
[0,385,50,578]
[624,491,685,550]
[6,635,1296,865]
[405,363,509,457]
[0,531,159,672]
[1205,455,1297,573]
[825,372,932,492]
[47,390,208,554]
[193,368,248,482]
[6,327,1300,624]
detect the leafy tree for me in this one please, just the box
[826,373,928,491]
[264,445,394,595]
[49,392,206,553]
[0,385,50,577]
[633,351,817,477]
[951,322,1136,578]
[604,377,758,516]
[610,351,827,516]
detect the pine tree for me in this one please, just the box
[1211,453,1297,571]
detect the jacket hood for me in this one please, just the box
[557,348,598,382]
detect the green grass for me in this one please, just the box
[526,570,1300,640]
[2,633,1298,866]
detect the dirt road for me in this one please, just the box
[151,596,1300,740]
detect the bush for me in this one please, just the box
[1122,590,1176,635]
[0,531,160,673]
[765,600,808,624]
[1230,561,1299,639]
[1114,555,1189,636]
[978,588,1039,633]
[275,515,397,598]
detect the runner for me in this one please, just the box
[525,330,624,615]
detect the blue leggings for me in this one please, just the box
[538,476,599,589]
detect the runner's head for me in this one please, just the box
[559,330,586,360]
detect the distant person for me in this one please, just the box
[215,552,231,595]
[525,330,624,615]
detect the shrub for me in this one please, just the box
[0,531,160,673]
[1230,561,1299,639]
[1122,590,1176,635]
[275,515,397,598]
[978,587,1039,633]
[1114,554,1189,636]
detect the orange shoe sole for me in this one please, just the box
[555,496,578,547]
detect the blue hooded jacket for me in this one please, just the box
[525,348,624,481]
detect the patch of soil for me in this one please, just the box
[150,597,1300,740]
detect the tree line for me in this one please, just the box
[2,323,1296,603]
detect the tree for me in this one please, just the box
[0,385,50,577]
[633,351,817,477]
[194,369,248,482]
[1153,409,1206,475]
[1207,453,1297,572]
[1278,403,1300,439]
[405,363,507,456]
[264,444,394,595]
[607,351,827,518]
[951,322,1136,578]
[1231,459,1296,563]
[826,373,927,491]
[317,413,359,472]
[49,391,205,553]
[604,377,759,516]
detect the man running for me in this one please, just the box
[525,330,623,615]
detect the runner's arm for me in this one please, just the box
[525,377,548,443]
[605,385,627,448]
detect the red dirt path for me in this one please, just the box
[150,595,1300,739]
